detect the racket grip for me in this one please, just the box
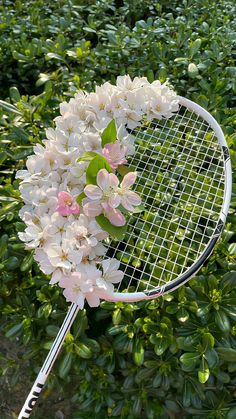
[18,372,46,418]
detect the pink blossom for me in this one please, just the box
[59,267,101,308]
[83,169,141,226]
[102,141,127,170]
[56,191,80,216]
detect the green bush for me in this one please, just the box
[0,1,236,418]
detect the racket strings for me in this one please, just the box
[107,106,225,292]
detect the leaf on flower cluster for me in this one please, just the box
[96,214,127,240]
[86,155,112,185]
[76,191,86,205]
[101,119,117,147]
[77,151,98,163]
[117,164,136,177]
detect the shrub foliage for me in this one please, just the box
[0,1,236,418]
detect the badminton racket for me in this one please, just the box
[18,96,232,418]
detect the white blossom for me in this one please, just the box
[17,75,179,306]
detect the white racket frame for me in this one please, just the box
[108,96,232,301]
[18,97,232,418]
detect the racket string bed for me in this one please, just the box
[108,108,191,290]
[136,110,208,289]
[107,107,225,293]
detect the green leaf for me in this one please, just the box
[83,26,97,33]
[180,352,200,367]
[215,310,230,332]
[0,234,8,259]
[222,271,236,292]
[74,343,92,359]
[204,348,219,368]
[5,323,23,338]
[228,243,236,255]
[0,100,22,115]
[190,38,202,57]
[76,191,86,205]
[131,204,145,214]
[198,357,209,383]
[117,164,136,177]
[3,256,20,270]
[154,338,169,356]
[86,155,112,185]
[133,339,145,366]
[20,252,34,272]
[226,407,236,419]
[188,63,199,78]
[216,347,236,362]
[9,87,21,102]
[95,214,127,240]
[202,333,214,351]
[101,119,117,147]
[107,325,126,336]
[46,325,60,337]
[46,52,65,61]
[77,151,98,163]
[58,352,73,379]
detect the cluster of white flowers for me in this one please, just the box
[17,75,179,308]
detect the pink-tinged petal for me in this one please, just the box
[102,142,128,170]
[63,288,85,307]
[125,191,142,206]
[56,205,72,216]
[84,184,103,200]
[108,173,119,188]
[58,191,73,205]
[105,207,126,226]
[121,171,137,189]
[101,201,110,212]
[70,203,81,215]
[76,292,86,309]
[97,169,110,191]
[96,278,114,294]
[108,194,121,208]
[83,201,102,217]
[101,258,120,274]
[86,292,100,307]
[120,197,134,212]
[108,270,124,283]
[50,269,63,285]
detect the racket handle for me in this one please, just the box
[18,373,46,419]
[18,303,80,419]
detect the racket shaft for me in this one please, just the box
[18,303,80,419]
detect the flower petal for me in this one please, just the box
[58,191,72,205]
[83,201,102,217]
[101,258,120,274]
[121,171,137,189]
[96,278,114,294]
[108,193,121,208]
[125,191,142,206]
[105,207,126,226]
[108,173,119,188]
[50,268,63,285]
[86,292,101,307]
[97,169,110,190]
[108,270,124,284]
[56,205,72,216]
[70,203,81,215]
[84,185,103,200]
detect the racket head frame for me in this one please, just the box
[103,97,232,302]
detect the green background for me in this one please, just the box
[0,1,236,418]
